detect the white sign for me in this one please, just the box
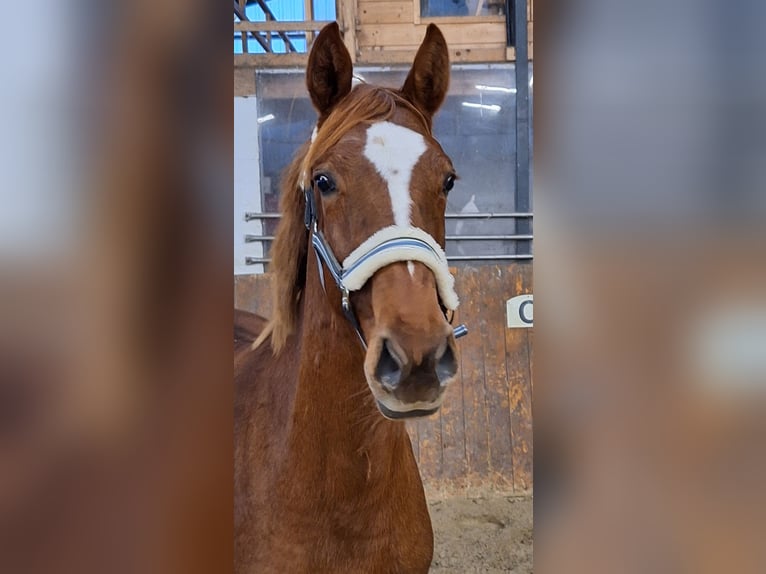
[507,294,533,328]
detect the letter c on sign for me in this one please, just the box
[519,300,533,325]
[506,295,533,328]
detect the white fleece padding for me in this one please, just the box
[341,225,459,310]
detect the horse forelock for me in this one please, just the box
[299,85,431,188]
[261,84,433,354]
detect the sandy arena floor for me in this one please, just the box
[428,495,533,573]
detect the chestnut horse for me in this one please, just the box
[235,23,464,573]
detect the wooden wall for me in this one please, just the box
[355,10,509,64]
[233,0,533,70]
[352,0,533,64]
[234,262,533,495]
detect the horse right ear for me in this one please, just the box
[306,22,353,118]
[401,24,450,120]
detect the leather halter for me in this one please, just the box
[303,184,468,349]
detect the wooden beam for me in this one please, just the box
[357,22,506,48]
[234,20,333,32]
[304,0,315,47]
[357,2,412,25]
[359,45,509,65]
[234,68,256,97]
[234,0,249,53]
[339,0,359,62]
[234,53,310,68]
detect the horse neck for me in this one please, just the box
[286,259,410,480]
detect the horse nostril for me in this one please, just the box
[375,339,403,390]
[435,344,457,385]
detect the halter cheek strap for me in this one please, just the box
[303,185,468,348]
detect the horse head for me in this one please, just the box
[265,22,461,420]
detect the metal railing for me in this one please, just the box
[242,212,533,265]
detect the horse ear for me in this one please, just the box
[306,22,353,117]
[401,24,450,119]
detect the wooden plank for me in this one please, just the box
[418,15,506,25]
[358,1,413,24]
[505,263,533,492]
[438,289,468,483]
[339,0,359,62]
[481,265,514,490]
[357,22,506,48]
[304,0,315,47]
[234,68,256,97]
[405,420,420,465]
[234,53,309,68]
[455,267,490,483]
[417,404,443,485]
[234,275,274,318]
[235,20,333,32]
[358,46,508,65]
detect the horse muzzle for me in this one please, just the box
[364,330,459,420]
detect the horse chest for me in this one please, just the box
[259,485,433,574]
[244,432,433,573]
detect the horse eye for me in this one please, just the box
[443,174,456,194]
[313,174,336,195]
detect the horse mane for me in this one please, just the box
[255,84,431,353]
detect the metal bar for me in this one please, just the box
[246,254,533,265]
[446,235,534,241]
[244,212,282,220]
[514,0,532,257]
[245,234,533,242]
[248,31,272,53]
[446,212,533,219]
[447,254,533,260]
[233,0,247,21]
[244,212,533,221]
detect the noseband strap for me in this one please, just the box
[303,186,467,348]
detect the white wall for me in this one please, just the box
[234,97,264,274]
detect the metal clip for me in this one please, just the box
[303,187,315,229]
[341,287,367,349]
[341,287,351,313]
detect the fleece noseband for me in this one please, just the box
[303,185,468,348]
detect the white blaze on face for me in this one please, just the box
[363,121,427,228]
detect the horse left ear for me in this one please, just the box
[401,24,450,119]
[307,22,353,118]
